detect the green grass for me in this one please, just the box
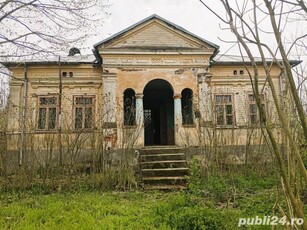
[0,191,165,230]
[0,164,303,229]
[0,188,287,230]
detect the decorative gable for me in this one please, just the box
[110,22,202,49]
[93,15,219,67]
[94,15,219,52]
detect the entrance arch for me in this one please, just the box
[143,79,174,146]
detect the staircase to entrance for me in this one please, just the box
[140,146,189,190]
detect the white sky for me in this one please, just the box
[86,0,237,56]
[85,0,306,63]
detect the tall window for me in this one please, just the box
[181,88,194,125]
[123,89,136,126]
[215,95,234,126]
[248,94,265,125]
[74,96,95,129]
[37,96,58,130]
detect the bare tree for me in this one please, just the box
[0,0,109,60]
[199,0,307,228]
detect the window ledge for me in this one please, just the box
[215,126,238,129]
[36,129,58,133]
[248,124,266,128]
[182,124,196,128]
[123,125,137,129]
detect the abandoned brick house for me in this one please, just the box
[2,14,300,164]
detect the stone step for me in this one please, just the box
[140,153,185,161]
[141,160,187,169]
[142,168,189,177]
[142,176,187,185]
[139,147,188,189]
[141,147,184,155]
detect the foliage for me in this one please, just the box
[186,156,203,195]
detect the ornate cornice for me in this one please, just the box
[101,54,210,67]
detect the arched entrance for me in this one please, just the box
[143,79,174,146]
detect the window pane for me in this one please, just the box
[183,112,193,125]
[249,95,255,102]
[124,96,136,125]
[46,97,57,105]
[250,104,257,114]
[226,115,233,125]
[216,104,224,125]
[39,98,46,105]
[225,95,232,103]
[217,115,224,125]
[215,105,224,114]
[250,115,257,124]
[75,108,83,129]
[84,108,93,129]
[38,108,46,129]
[85,98,93,105]
[76,98,85,105]
[226,105,232,114]
[215,95,223,103]
[48,108,57,129]
[144,109,151,127]
[182,89,193,125]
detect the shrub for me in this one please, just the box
[187,156,202,195]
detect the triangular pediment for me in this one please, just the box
[107,22,203,49]
[94,15,219,52]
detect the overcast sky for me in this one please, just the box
[85,0,306,62]
[86,0,237,56]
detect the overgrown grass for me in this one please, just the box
[1,158,305,229]
[0,189,278,230]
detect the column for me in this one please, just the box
[174,93,182,125]
[135,93,144,126]
[135,93,144,147]
[102,73,117,127]
[174,93,182,145]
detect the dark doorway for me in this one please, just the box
[143,79,174,146]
